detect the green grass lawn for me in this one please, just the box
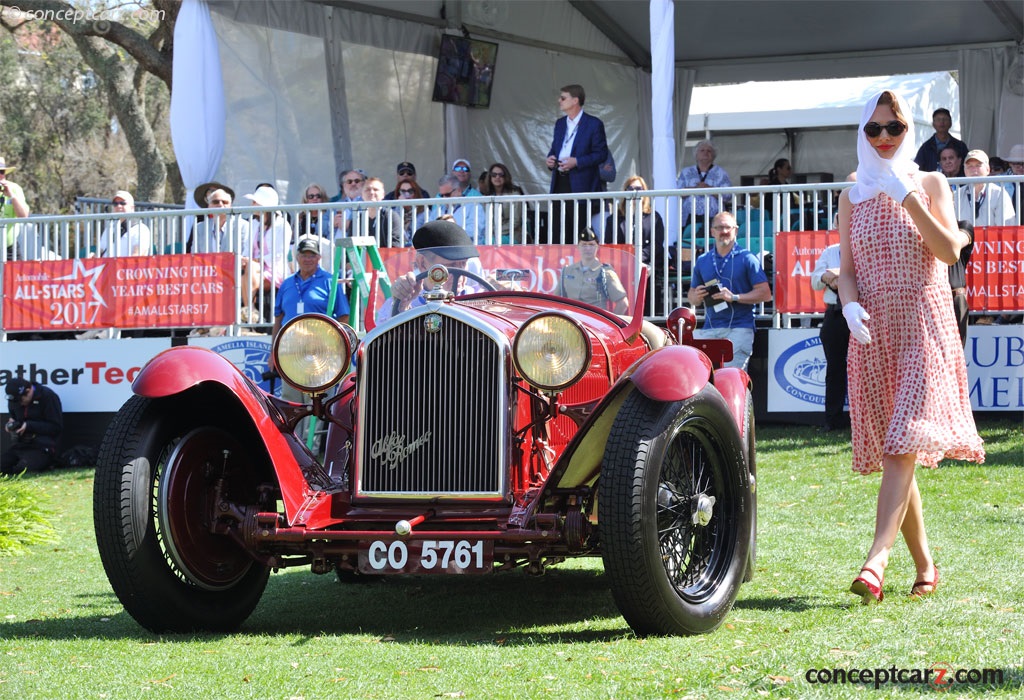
[1,419,1021,699]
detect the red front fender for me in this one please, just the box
[133,346,257,398]
[131,346,328,528]
[619,344,713,402]
[712,367,752,441]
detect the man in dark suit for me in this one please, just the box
[544,84,608,243]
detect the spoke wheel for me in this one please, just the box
[600,386,751,636]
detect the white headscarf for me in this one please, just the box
[848,90,919,204]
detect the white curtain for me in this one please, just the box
[649,0,675,193]
[959,46,1016,155]
[170,0,225,195]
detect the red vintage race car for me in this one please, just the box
[93,245,757,637]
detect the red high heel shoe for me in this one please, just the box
[910,564,940,597]
[850,567,884,604]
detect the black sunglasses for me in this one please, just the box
[863,121,907,138]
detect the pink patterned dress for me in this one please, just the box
[847,175,985,474]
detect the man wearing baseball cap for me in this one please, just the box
[1,155,30,259]
[98,190,153,257]
[2,378,64,474]
[384,162,431,201]
[450,158,481,197]
[955,150,1016,226]
[267,236,348,438]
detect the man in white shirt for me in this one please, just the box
[98,190,152,257]
[811,243,849,431]
[189,181,251,254]
[955,150,1016,226]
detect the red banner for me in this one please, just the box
[375,244,638,307]
[773,230,837,314]
[2,254,236,331]
[966,226,1024,312]
[774,226,1024,313]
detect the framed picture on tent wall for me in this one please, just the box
[432,34,498,109]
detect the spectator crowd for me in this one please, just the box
[1,93,1020,334]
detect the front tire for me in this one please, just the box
[599,386,751,636]
[93,395,270,633]
[740,388,757,583]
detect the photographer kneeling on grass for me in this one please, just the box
[2,379,64,474]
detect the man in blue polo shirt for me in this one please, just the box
[270,237,350,403]
[686,211,772,370]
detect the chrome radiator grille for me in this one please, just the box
[356,311,508,499]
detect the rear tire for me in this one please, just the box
[93,395,270,633]
[600,386,751,636]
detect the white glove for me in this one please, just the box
[880,171,915,204]
[842,302,872,345]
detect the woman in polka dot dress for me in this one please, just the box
[837,90,984,604]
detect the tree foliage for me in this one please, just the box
[0,0,181,212]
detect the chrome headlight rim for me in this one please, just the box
[272,313,352,394]
[512,312,592,392]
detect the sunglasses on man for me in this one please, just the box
[452,166,470,173]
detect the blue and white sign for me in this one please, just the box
[187,335,280,397]
[768,329,825,412]
[965,325,1024,411]
[768,325,1023,413]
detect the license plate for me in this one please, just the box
[358,539,493,574]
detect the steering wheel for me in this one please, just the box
[390,267,498,317]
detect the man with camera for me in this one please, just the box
[2,379,64,474]
[686,211,772,371]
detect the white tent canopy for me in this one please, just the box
[687,73,959,134]
[684,72,962,184]
[170,0,1022,204]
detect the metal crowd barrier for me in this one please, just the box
[1,176,1020,340]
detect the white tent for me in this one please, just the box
[169,0,1022,203]
[684,72,962,185]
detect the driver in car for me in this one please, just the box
[381,219,485,321]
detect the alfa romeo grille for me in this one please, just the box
[357,311,508,499]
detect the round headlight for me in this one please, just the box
[513,313,592,391]
[273,314,351,394]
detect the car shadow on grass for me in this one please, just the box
[245,565,636,643]
[733,594,843,613]
[0,566,639,644]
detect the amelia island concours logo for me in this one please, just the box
[210,338,279,397]
[773,335,827,406]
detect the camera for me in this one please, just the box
[5,418,20,433]
[702,278,729,313]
